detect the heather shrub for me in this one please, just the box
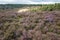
[0,7,60,40]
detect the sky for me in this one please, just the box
[0,0,60,4]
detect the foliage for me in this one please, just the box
[30,3,60,11]
[0,3,60,40]
[0,11,60,40]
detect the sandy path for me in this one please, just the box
[17,8,29,13]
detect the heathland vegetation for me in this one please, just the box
[0,3,60,40]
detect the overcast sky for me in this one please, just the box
[0,0,60,4]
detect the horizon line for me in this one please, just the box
[0,2,60,4]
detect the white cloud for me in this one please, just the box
[40,2,55,4]
[0,0,59,4]
[0,0,15,2]
[0,0,15,4]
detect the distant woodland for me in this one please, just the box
[0,3,60,11]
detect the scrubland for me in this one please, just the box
[0,3,60,40]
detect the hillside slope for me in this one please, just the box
[0,10,60,40]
